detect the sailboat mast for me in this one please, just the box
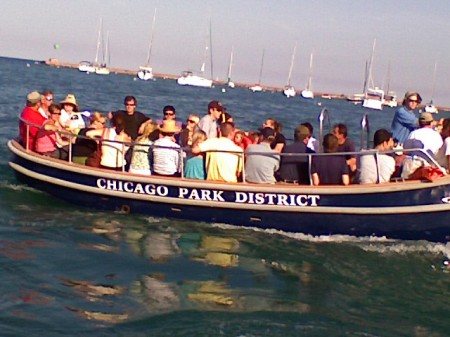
[227,46,234,82]
[145,8,157,66]
[430,61,437,101]
[94,17,103,65]
[209,19,214,81]
[306,51,313,90]
[258,49,265,84]
[367,39,376,90]
[286,43,297,86]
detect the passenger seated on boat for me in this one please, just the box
[152,120,182,177]
[435,118,450,174]
[333,123,356,173]
[38,89,53,118]
[358,129,395,184]
[262,118,286,153]
[302,122,320,153]
[198,100,224,139]
[278,125,314,185]
[179,114,200,147]
[311,133,350,186]
[129,122,159,175]
[35,103,70,160]
[400,139,430,179]
[191,122,243,183]
[72,112,107,165]
[407,112,443,157]
[88,114,131,171]
[19,91,60,152]
[233,130,252,150]
[59,94,79,129]
[184,130,207,179]
[244,127,279,184]
[156,105,183,131]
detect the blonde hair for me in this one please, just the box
[90,111,106,125]
[136,122,159,143]
[192,130,207,146]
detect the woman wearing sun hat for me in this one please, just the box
[152,120,182,176]
[59,94,79,128]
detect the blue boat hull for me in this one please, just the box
[8,140,450,242]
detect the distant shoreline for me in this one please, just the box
[40,58,450,112]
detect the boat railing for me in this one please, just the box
[19,118,447,184]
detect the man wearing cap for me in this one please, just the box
[407,112,443,155]
[278,124,315,184]
[19,91,59,151]
[197,100,224,138]
[391,91,421,145]
[358,129,396,184]
[191,121,243,183]
[244,127,280,184]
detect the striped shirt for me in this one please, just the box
[152,137,181,175]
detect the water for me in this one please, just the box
[1,57,449,336]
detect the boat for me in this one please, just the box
[300,51,314,99]
[78,61,96,73]
[362,39,384,110]
[249,49,265,92]
[424,62,439,114]
[382,63,397,107]
[283,43,297,98]
[8,119,450,243]
[177,21,213,88]
[137,8,157,81]
[226,46,235,88]
[95,28,110,75]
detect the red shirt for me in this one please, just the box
[19,106,47,151]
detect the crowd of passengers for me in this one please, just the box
[19,90,450,185]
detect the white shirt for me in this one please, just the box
[435,137,450,169]
[407,127,443,155]
[358,152,396,184]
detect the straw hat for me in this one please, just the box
[159,120,181,133]
[60,94,79,111]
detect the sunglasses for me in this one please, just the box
[46,97,53,101]
[408,99,419,103]
[187,119,197,123]
[51,112,61,115]
[125,103,136,107]
[164,112,175,116]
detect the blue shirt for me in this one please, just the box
[391,106,418,144]
[184,156,206,179]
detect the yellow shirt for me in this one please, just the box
[198,137,244,182]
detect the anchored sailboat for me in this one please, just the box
[95,28,110,75]
[362,39,384,110]
[137,9,157,81]
[301,51,314,99]
[249,49,265,92]
[177,21,213,88]
[226,46,235,88]
[424,61,438,114]
[283,43,297,98]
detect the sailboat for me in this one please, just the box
[78,18,101,73]
[226,46,235,88]
[383,62,398,108]
[95,29,110,75]
[283,43,297,98]
[362,39,384,110]
[137,9,157,81]
[301,51,314,99]
[177,21,213,88]
[249,49,265,92]
[424,61,438,114]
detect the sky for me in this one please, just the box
[2,0,450,106]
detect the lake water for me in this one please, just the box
[0,57,449,336]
